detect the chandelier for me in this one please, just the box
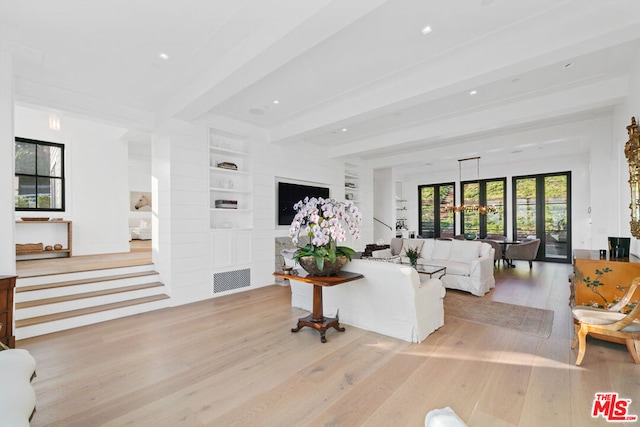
[445,156,497,215]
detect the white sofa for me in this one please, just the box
[129,218,152,240]
[373,238,495,297]
[289,259,446,343]
[0,348,37,426]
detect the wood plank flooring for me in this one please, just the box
[16,240,152,278]
[17,260,640,426]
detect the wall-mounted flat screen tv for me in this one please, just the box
[278,181,330,226]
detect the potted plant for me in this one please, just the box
[289,197,362,276]
[405,246,420,268]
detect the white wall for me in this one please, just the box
[614,46,640,255]
[0,48,15,274]
[14,105,130,256]
[152,120,209,306]
[373,168,394,243]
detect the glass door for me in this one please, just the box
[419,183,455,238]
[513,172,571,262]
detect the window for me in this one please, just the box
[15,137,65,211]
[461,178,506,238]
[418,183,455,238]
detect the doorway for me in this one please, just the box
[512,172,571,262]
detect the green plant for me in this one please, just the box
[404,246,420,265]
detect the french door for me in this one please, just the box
[418,183,455,238]
[512,172,571,262]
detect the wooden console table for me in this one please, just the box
[15,220,73,258]
[0,275,17,348]
[274,270,364,343]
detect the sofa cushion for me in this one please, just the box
[450,240,481,263]
[400,239,424,257]
[430,260,471,276]
[420,239,435,260]
[479,242,492,258]
[432,239,452,260]
[390,237,404,256]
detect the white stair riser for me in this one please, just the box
[16,264,155,287]
[15,275,161,302]
[15,287,166,319]
[15,299,170,341]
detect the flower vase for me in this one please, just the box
[409,258,418,269]
[299,255,348,276]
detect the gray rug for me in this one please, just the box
[444,290,554,338]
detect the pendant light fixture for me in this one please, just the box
[446,156,496,215]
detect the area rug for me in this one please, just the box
[444,290,554,338]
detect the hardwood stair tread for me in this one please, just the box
[16,271,158,293]
[15,294,170,328]
[15,282,165,309]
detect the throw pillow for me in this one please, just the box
[400,239,424,258]
[420,239,435,260]
[432,239,452,260]
[450,240,481,263]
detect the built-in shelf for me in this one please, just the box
[209,146,250,157]
[209,128,253,231]
[15,220,73,258]
[344,164,360,205]
[209,128,254,279]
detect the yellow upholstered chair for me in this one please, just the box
[571,277,640,365]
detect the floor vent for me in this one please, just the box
[213,268,250,293]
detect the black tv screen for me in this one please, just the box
[278,182,330,226]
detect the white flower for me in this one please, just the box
[289,197,362,248]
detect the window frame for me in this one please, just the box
[15,137,66,212]
[511,171,571,263]
[460,177,507,238]
[418,182,456,238]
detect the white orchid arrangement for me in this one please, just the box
[289,197,362,269]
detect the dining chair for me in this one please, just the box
[479,239,502,266]
[571,276,640,365]
[504,238,541,269]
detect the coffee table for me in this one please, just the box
[405,263,446,279]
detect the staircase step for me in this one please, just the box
[15,294,170,328]
[16,270,158,293]
[15,282,165,309]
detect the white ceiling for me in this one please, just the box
[3,0,640,175]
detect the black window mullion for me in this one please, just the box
[15,137,65,212]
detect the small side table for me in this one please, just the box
[274,270,364,343]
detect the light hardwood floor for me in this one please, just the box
[18,261,640,426]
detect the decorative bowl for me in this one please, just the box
[298,255,348,276]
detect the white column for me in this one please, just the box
[0,46,15,274]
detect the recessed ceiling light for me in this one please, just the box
[273,100,279,104]
[342,128,348,132]
[469,90,478,95]
[421,26,432,35]
[158,53,169,60]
